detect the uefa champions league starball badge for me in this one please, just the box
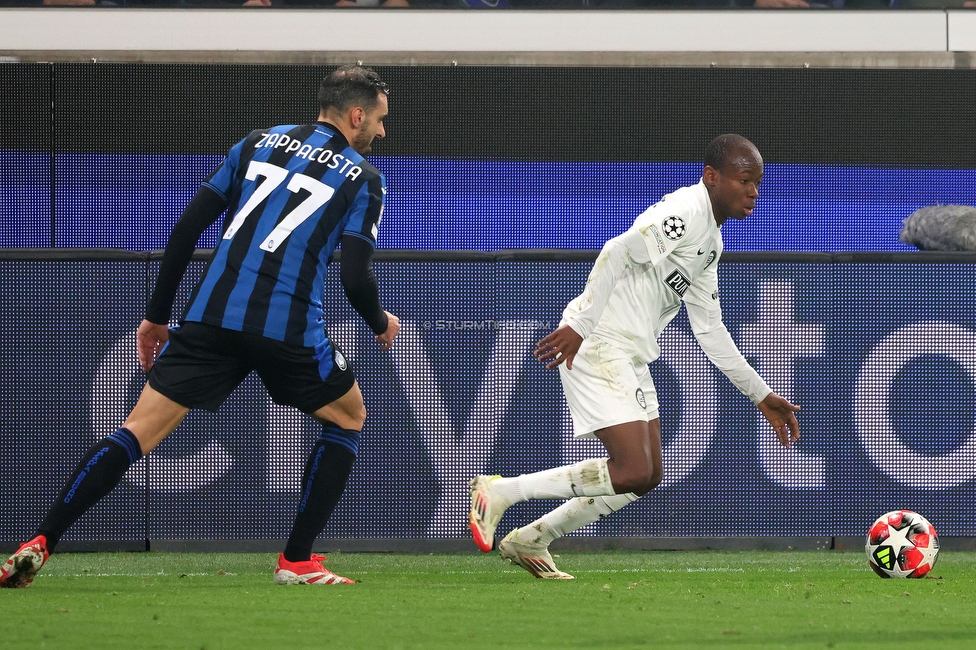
[662,216,686,240]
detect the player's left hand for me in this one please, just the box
[137,319,170,372]
[758,393,801,447]
[375,311,400,350]
[534,325,584,370]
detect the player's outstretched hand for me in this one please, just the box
[758,393,801,448]
[534,325,584,370]
[137,319,170,373]
[375,311,400,350]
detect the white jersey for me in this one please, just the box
[561,179,771,405]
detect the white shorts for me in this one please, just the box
[558,338,659,439]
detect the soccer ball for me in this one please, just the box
[865,510,939,579]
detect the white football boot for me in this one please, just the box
[468,475,511,553]
[498,529,574,580]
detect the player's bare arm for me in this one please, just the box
[534,325,584,370]
[375,311,400,350]
[757,393,801,448]
[137,319,171,372]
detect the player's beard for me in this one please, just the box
[352,125,373,155]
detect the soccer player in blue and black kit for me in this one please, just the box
[1,65,400,587]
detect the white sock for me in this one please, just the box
[517,493,639,547]
[491,458,614,504]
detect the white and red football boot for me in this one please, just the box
[273,553,354,585]
[0,535,50,589]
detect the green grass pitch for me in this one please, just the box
[2,550,975,649]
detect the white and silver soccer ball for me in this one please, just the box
[865,510,939,579]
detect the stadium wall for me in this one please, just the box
[2,63,975,252]
[3,18,976,551]
[1,250,976,552]
[0,8,970,55]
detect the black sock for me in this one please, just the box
[36,428,143,553]
[282,440,356,563]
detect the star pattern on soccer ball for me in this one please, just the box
[662,216,686,241]
[870,523,915,578]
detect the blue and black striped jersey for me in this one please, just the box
[182,122,385,348]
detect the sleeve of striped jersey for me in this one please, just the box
[201,135,247,201]
[341,172,385,246]
[561,228,652,339]
[145,186,228,324]
[686,301,771,405]
[340,235,389,336]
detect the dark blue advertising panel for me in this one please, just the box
[0,258,147,545]
[0,151,51,249]
[5,152,976,252]
[51,154,223,250]
[5,64,976,252]
[831,264,976,536]
[2,256,975,543]
[0,64,50,249]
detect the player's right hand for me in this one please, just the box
[137,319,170,372]
[534,325,583,370]
[375,311,400,350]
[758,393,801,447]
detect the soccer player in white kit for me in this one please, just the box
[468,134,801,579]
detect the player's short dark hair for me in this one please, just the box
[318,65,389,114]
[703,134,758,171]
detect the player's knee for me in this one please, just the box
[349,402,367,429]
[324,399,365,430]
[644,467,663,493]
[628,479,656,497]
[621,468,662,497]
[612,469,657,497]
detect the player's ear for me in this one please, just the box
[350,106,366,127]
[702,165,719,187]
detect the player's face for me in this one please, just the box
[352,92,388,155]
[706,149,763,226]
